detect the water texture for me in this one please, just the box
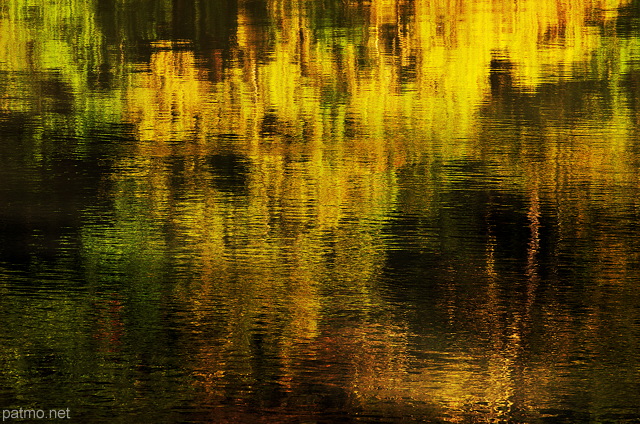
[2,0,640,422]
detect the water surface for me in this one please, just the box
[2,0,640,422]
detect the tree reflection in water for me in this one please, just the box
[1,0,640,422]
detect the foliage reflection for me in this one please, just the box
[2,0,640,422]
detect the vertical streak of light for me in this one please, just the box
[526,175,541,315]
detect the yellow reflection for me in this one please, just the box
[2,0,637,420]
[126,47,208,144]
[0,0,122,119]
[113,0,636,420]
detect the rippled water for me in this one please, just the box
[2,0,640,422]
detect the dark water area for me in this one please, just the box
[2,0,640,422]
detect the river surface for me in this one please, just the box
[2,1,640,423]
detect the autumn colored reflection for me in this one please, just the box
[2,0,640,422]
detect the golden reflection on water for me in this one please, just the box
[2,0,640,421]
